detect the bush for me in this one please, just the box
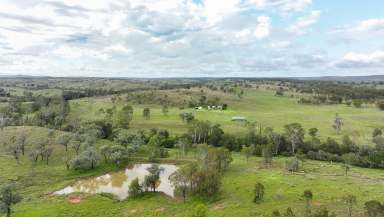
[377,101,384,111]
[286,157,300,172]
[253,183,265,203]
[128,177,142,198]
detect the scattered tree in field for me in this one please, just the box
[0,184,21,217]
[115,105,133,129]
[179,112,194,123]
[308,128,318,138]
[342,194,356,217]
[57,134,71,152]
[242,145,255,162]
[144,164,164,192]
[63,153,71,170]
[332,114,343,134]
[262,144,273,165]
[16,133,27,156]
[343,163,350,177]
[303,190,313,217]
[162,105,169,116]
[169,165,190,202]
[365,200,384,217]
[253,182,265,203]
[284,123,305,154]
[42,146,53,165]
[8,144,21,164]
[29,149,40,163]
[128,177,142,198]
[352,99,363,108]
[286,157,300,173]
[143,108,150,120]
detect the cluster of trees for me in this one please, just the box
[169,145,232,201]
[0,95,70,129]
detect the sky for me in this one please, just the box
[0,0,383,78]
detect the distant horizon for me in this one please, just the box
[1,74,384,80]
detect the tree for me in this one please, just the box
[16,133,27,156]
[144,164,164,192]
[109,145,129,167]
[115,105,133,129]
[70,147,100,170]
[29,149,40,163]
[42,146,53,165]
[0,184,21,217]
[365,200,384,217]
[70,139,81,155]
[162,105,169,116]
[82,147,100,169]
[99,145,111,162]
[303,190,313,217]
[179,112,194,123]
[262,145,273,165]
[284,123,305,154]
[169,165,190,202]
[352,99,362,108]
[308,128,318,138]
[8,144,21,164]
[143,108,150,120]
[332,114,343,134]
[242,145,255,162]
[342,163,350,177]
[286,157,300,173]
[342,194,356,217]
[57,134,71,152]
[128,177,142,198]
[253,182,265,203]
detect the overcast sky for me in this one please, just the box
[0,0,383,77]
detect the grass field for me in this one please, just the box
[1,87,384,217]
[1,127,383,217]
[69,89,384,145]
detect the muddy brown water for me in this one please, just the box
[54,164,178,200]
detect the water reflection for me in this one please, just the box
[55,164,178,200]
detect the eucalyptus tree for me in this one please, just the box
[284,123,305,154]
[0,183,21,217]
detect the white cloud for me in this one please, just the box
[250,0,312,12]
[332,18,384,40]
[334,51,384,68]
[0,0,381,77]
[254,16,271,39]
[287,10,321,35]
